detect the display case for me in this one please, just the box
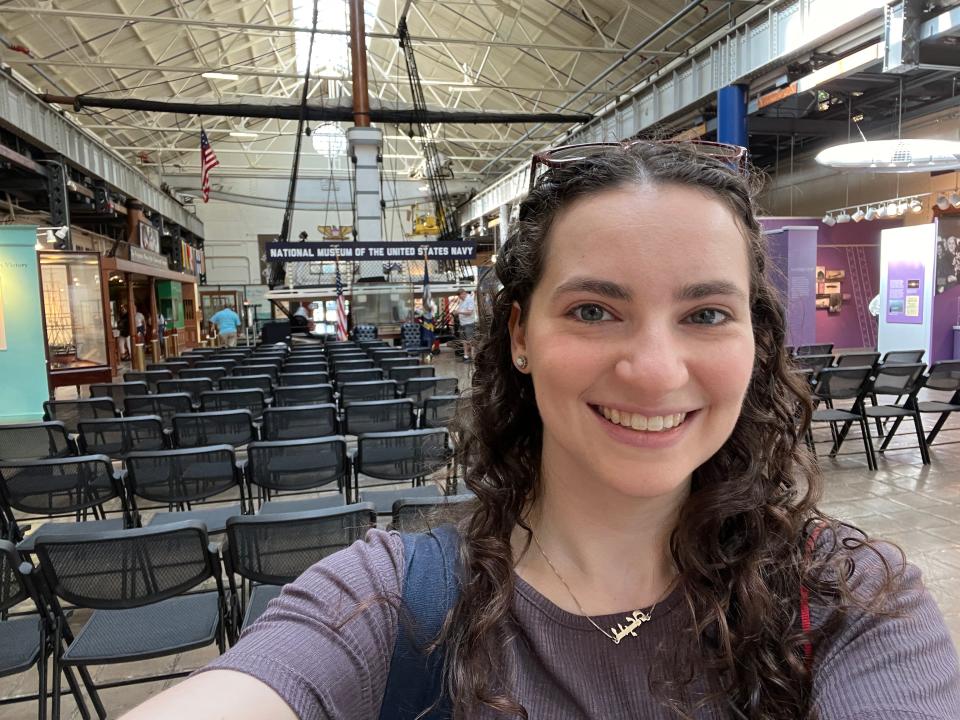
[39,251,112,390]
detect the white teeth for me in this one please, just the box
[596,407,688,433]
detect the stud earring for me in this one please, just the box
[515,355,528,370]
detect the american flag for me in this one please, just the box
[199,128,219,203]
[335,258,348,341]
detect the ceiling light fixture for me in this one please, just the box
[864,206,878,221]
[910,198,923,213]
[836,211,852,224]
[951,192,960,209]
[851,208,865,223]
[822,213,836,226]
[815,139,960,173]
[229,131,258,139]
[935,194,950,210]
[201,71,239,81]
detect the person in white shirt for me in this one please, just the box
[457,289,477,362]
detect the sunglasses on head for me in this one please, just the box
[527,139,749,193]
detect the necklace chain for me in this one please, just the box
[531,533,669,645]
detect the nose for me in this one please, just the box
[612,322,690,395]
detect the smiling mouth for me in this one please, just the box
[591,405,693,432]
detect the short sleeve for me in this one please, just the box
[811,539,960,719]
[199,529,405,720]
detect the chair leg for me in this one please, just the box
[925,412,951,446]
[51,616,63,720]
[61,666,92,720]
[859,416,877,471]
[879,416,905,451]
[37,633,48,720]
[912,413,931,465]
[805,428,816,455]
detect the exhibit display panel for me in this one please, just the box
[877,224,936,359]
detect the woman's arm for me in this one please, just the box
[120,671,297,720]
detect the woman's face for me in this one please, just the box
[510,183,756,501]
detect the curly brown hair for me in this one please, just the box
[438,142,898,720]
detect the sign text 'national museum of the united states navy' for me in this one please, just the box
[265,241,477,261]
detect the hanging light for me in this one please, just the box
[950,192,960,208]
[936,194,950,210]
[836,211,852,223]
[852,208,865,222]
[909,198,923,213]
[865,206,878,221]
[897,200,909,215]
[822,213,836,226]
[886,201,899,216]
[815,139,960,173]
[876,205,887,218]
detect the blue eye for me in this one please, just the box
[571,304,613,323]
[687,308,730,325]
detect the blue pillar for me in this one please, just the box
[717,84,748,149]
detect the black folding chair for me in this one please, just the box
[233,364,279,382]
[404,377,460,406]
[0,539,97,720]
[77,417,167,460]
[196,358,238,373]
[796,343,833,357]
[375,357,413,374]
[156,378,214,409]
[172,411,256,448]
[882,349,925,364]
[89,382,148,406]
[279,371,330,386]
[179,366,228,382]
[0,422,74,462]
[339,380,398,406]
[914,360,960,447]
[343,399,415,436]
[834,352,880,368]
[34,522,229,720]
[200,389,268,420]
[261,404,338,441]
[859,363,930,465]
[123,393,193,430]
[353,428,454,504]
[123,370,174,393]
[247,437,349,510]
[0,455,132,550]
[806,366,876,470]
[333,359,375,373]
[334,369,383,385]
[391,494,474,532]
[273,384,335,407]
[42,400,117,435]
[219,375,274,398]
[125,445,248,532]
[223,503,375,637]
[283,362,328,374]
[420,395,459,429]
[791,355,834,383]
[157,360,190,375]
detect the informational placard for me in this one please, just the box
[885,259,925,325]
[265,241,476,261]
[139,222,160,253]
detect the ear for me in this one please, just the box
[508,301,528,370]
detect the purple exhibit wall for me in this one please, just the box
[931,215,960,362]
[761,217,899,350]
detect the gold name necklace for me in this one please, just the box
[531,534,672,645]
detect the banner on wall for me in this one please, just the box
[886,259,925,325]
[265,241,477,261]
[936,215,960,294]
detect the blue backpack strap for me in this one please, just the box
[379,525,461,720]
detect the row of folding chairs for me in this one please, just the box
[805,360,960,470]
[792,349,925,380]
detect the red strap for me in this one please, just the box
[800,523,825,668]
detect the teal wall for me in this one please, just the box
[0,226,49,422]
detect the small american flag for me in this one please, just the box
[335,258,348,341]
[200,128,219,203]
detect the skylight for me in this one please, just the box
[293,0,381,76]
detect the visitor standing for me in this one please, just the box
[209,304,241,347]
[457,288,477,362]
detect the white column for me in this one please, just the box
[498,204,510,252]
[346,126,383,280]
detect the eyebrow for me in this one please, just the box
[552,277,747,303]
[675,281,748,303]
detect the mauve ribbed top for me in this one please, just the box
[203,529,960,719]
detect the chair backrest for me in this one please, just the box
[344,399,415,435]
[78,416,166,458]
[179,366,228,382]
[400,322,421,350]
[356,428,451,482]
[796,343,833,356]
[200,389,267,416]
[924,360,960,393]
[0,421,73,462]
[870,362,927,398]
[882,349,925,364]
[124,370,174,392]
[156,378,214,404]
[247,437,348,493]
[333,359,375,372]
[219,375,274,394]
[388,365,435,385]
[261,404,339,440]
[405,376,459,405]
[172,410,255,448]
[233,364,279,381]
[272,383,335,407]
[159,361,191,375]
[34,521,216,610]
[283,362,328,374]
[351,324,378,341]
[196,358,238,372]
[812,366,873,402]
[377,357,415,373]
[224,504,376,585]
[421,395,459,429]
[339,380,398,405]
[335,369,383,385]
[43,399,118,433]
[834,352,880,368]
[280,371,330,386]
[0,538,29,612]
[0,455,122,519]
[792,354,834,374]
[123,393,193,427]
[126,445,241,506]
[392,494,474,533]
[90,382,149,404]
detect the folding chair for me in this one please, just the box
[0,422,74,462]
[420,395,459,429]
[882,349,925,364]
[339,380,398,406]
[247,437,349,510]
[834,352,880,368]
[806,366,876,470]
[279,371,330,386]
[156,378,214,409]
[123,370,174,394]
[196,358,238,373]
[219,375,274,398]
[34,522,229,720]
[377,357,415,374]
[42,399,117,435]
[353,428,453,506]
[796,344,833,357]
[334,369,383,385]
[914,360,960,447]
[261,404,338,441]
[77,417,167,460]
[792,355,834,381]
[0,455,132,550]
[404,377,459,406]
[391,494,474,532]
[283,362,328,374]
[273,384,335,407]
[89,382,148,406]
[233,364,280,382]
[859,363,930,465]
[126,445,248,532]
[332,359,375,373]
[223,503,375,637]
[343,399,415,436]
[200,389,268,420]
[172,410,256,448]
[179,366,229,382]
[123,393,193,430]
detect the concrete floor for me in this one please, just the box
[2,347,959,718]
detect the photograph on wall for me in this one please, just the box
[825,270,845,281]
[885,258,925,325]
[935,215,960,294]
[816,266,826,295]
[815,273,845,313]
[138,222,160,253]
[828,293,842,314]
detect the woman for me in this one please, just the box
[122,142,959,719]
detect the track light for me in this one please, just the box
[836,211,851,224]
[886,202,899,216]
[936,194,950,210]
[865,206,878,221]
[876,205,887,218]
[822,213,836,226]
[897,200,909,215]
[950,192,960,209]
[910,198,923,213]
[852,208,865,222]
